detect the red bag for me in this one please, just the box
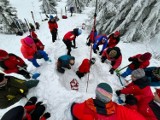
[62,15,67,19]
[70,79,79,91]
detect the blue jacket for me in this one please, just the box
[93,35,108,52]
[58,55,75,67]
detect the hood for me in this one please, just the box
[85,98,116,116]
[133,77,150,89]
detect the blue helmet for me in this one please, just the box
[78,29,82,35]
[50,15,54,20]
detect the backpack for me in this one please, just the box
[149,100,160,119]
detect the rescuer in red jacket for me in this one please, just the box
[63,28,82,55]
[76,58,96,78]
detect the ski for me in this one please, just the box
[24,18,30,32]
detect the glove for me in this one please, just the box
[43,112,51,119]
[109,68,115,74]
[125,94,137,105]
[128,57,137,62]
[99,51,102,55]
[116,90,121,96]
[36,102,43,107]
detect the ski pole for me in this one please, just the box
[117,74,124,87]
[31,11,36,25]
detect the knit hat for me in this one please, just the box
[1,106,24,120]
[24,37,34,45]
[114,31,120,36]
[140,52,152,61]
[96,83,113,103]
[131,68,145,79]
[156,89,160,98]
[50,15,54,20]
[152,67,160,80]
[0,49,8,60]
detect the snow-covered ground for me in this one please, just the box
[0,0,159,119]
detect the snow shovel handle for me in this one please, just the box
[117,65,129,72]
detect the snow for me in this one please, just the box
[0,0,160,119]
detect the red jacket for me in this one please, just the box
[102,48,122,69]
[48,20,58,31]
[120,81,157,120]
[24,105,46,120]
[108,34,120,48]
[72,98,146,120]
[21,39,37,59]
[63,31,76,42]
[78,59,91,73]
[0,54,25,73]
[129,54,150,70]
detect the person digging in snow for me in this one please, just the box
[63,28,82,55]
[121,52,152,78]
[107,31,120,48]
[93,34,108,55]
[76,58,96,79]
[0,49,31,79]
[116,68,157,120]
[0,73,39,109]
[71,82,146,120]
[1,96,51,120]
[48,15,58,43]
[20,36,50,68]
[86,27,98,46]
[57,55,75,73]
[101,47,122,74]
[29,24,45,50]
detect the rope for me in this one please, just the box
[86,0,98,92]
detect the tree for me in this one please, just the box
[40,0,57,14]
[95,0,160,43]
[66,0,86,13]
[0,0,27,34]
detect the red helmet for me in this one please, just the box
[114,31,120,36]
[0,49,8,60]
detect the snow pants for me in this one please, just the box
[121,67,133,78]
[28,50,49,67]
